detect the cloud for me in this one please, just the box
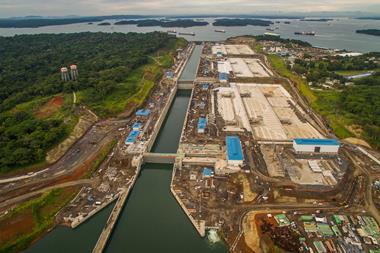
[0,0,379,17]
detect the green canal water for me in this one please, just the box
[24,43,227,253]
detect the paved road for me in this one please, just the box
[0,179,94,209]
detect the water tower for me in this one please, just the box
[70,64,78,80]
[61,67,70,81]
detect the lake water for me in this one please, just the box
[0,18,379,52]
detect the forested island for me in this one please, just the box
[98,22,111,26]
[300,18,333,22]
[356,29,380,36]
[0,32,185,172]
[0,15,148,28]
[213,18,273,26]
[114,19,209,27]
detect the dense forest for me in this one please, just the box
[356,29,380,36]
[114,19,209,27]
[213,19,273,26]
[0,32,181,171]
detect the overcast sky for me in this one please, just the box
[1,0,380,18]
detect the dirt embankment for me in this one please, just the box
[35,96,64,118]
[46,111,97,164]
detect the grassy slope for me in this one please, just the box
[267,54,353,139]
[77,38,186,118]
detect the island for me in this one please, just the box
[114,19,209,27]
[98,22,111,26]
[212,18,273,26]
[300,18,333,22]
[356,29,380,36]
[0,15,148,28]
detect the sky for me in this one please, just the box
[1,0,380,18]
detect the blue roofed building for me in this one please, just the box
[202,168,213,178]
[125,130,140,145]
[197,117,207,134]
[136,109,151,117]
[226,136,244,166]
[293,138,340,154]
[202,83,209,90]
[132,122,142,130]
[219,72,229,83]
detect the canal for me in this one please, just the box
[25,44,226,253]
[179,44,203,82]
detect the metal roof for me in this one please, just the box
[132,122,142,130]
[202,167,213,177]
[198,117,207,130]
[219,72,228,81]
[294,138,340,146]
[136,109,151,117]
[226,136,244,161]
[125,130,140,144]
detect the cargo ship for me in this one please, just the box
[266,28,275,31]
[294,31,316,36]
[167,30,177,34]
[214,29,226,33]
[178,32,195,36]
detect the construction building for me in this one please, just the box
[226,136,244,166]
[293,138,340,154]
[61,67,70,81]
[197,117,207,134]
[70,64,78,80]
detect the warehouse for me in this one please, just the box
[293,138,340,154]
[226,136,244,166]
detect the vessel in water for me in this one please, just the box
[179,32,195,36]
[214,29,226,33]
[294,31,316,36]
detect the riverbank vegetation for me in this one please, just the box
[0,188,78,253]
[0,32,186,172]
[114,19,209,27]
[213,19,273,27]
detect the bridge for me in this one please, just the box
[143,152,179,164]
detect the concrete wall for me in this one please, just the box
[178,81,194,90]
[143,153,177,164]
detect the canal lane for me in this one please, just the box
[179,44,203,82]
[151,90,191,153]
[104,164,227,253]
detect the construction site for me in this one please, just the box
[1,38,380,253]
[171,40,380,253]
